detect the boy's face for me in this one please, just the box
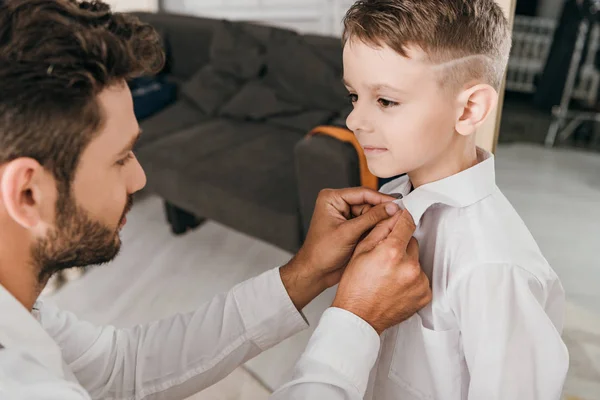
[343,40,462,179]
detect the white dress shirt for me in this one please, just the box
[365,147,570,400]
[0,267,382,400]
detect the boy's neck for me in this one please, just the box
[408,136,478,189]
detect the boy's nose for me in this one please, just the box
[346,107,371,134]
[346,109,358,133]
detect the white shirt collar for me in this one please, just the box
[380,147,496,224]
[0,283,66,378]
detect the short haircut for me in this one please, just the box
[343,0,512,91]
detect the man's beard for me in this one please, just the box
[33,191,133,284]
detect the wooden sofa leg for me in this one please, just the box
[164,201,205,235]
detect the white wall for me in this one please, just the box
[163,0,354,35]
[105,0,158,12]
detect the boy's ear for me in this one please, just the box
[455,84,498,136]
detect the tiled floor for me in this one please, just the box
[46,143,600,399]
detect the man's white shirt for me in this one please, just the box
[0,268,380,400]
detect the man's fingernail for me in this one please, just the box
[389,193,403,199]
[385,203,400,216]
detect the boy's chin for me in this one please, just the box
[368,163,406,180]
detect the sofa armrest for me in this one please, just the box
[294,135,361,237]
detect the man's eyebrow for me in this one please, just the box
[119,129,142,155]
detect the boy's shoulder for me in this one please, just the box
[420,187,556,283]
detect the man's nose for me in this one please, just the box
[129,155,147,194]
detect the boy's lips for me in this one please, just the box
[363,145,388,155]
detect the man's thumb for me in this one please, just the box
[342,202,400,242]
[354,211,402,255]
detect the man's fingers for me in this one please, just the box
[351,204,372,217]
[418,271,433,303]
[341,203,400,244]
[356,212,402,254]
[406,237,419,261]
[383,209,417,252]
[334,187,397,207]
[319,189,352,220]
[318,188,397,222]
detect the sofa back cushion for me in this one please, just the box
[132,12,221,81]
[133,12,344,82]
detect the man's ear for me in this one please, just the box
[455,84,498,136]
[0,158,49,229]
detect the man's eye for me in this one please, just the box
[117,152,135,166]
[348,94,358,104]
[378,98,399,108]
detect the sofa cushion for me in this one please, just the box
[137,121,303,251]
[219,80,303,121]
[130,76,178,121]
[181,65,243,115]
[267,109,335,133]
[137,98,208,149]
[137,119,267,168]
[193,130,301,214]
[303,34,344,75]
[217,79,336,132]
[238,21,296,47]
[133,13,221,81]
[210,20,266,81]
[264,31,348,112]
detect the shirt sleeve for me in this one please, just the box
[448,263,569,400]
[270,307,381,400]
[39,267,308,400]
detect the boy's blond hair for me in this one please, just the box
[343,0,512,91]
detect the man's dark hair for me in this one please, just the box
[0,0,164,193]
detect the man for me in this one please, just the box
[0,1,431,399]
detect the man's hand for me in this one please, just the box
[281,188,400,310]
[332,210,432,334]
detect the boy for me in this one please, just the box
[341,1,569,399]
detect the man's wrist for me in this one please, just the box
[331,297,385,335]
[280,257,328,311]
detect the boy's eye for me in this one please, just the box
[116,152,135,166]
[348,94,358,104]
[378,98,399,108]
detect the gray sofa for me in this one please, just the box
[133,12,361,252]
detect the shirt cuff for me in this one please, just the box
[301,307,381,395]
[232,267,309,351]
